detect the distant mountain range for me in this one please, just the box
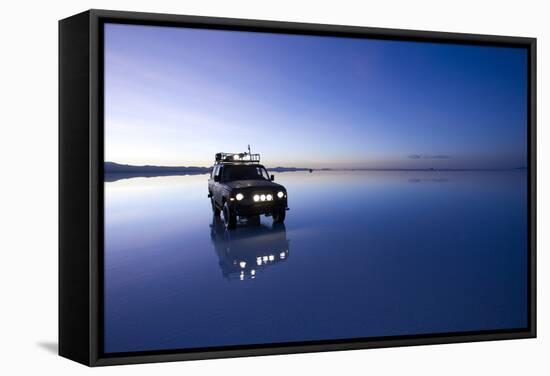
[104,162,313,182]
[105,162,211,174]
[104,162,527,182]
[105,162,527,173]
[105,162,313,173]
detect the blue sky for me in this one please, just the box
[104,23,527,169]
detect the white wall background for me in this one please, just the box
[0,0,546,374]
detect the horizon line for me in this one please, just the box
[104,161,527,172]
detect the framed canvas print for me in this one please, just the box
[59,9,536,366]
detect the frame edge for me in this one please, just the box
[75,8,537,366]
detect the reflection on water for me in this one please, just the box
[103,170,528,354]
[210,217,289,281]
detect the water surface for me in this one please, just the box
[104,170,528,353]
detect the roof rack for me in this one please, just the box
[215,152,260,164]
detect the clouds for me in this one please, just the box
[408,154,451,160]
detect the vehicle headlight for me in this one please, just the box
[277,191,284,198]
[266,194,273,201]
[260,194,266,201]
[253,194,260,202]
[236,193,244,201]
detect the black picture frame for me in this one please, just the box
[59,9,537,367]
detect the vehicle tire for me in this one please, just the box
[272,209,286,224]
[222,201,237,229]
[211,196,220,216]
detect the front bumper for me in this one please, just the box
[230,200,287,217]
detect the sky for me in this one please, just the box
[104,23,528,169]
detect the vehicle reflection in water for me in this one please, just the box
[210,217,290,281]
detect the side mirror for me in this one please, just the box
[270,175,275,181]
[214,175,220,182]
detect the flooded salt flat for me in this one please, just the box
[103,170,528,353]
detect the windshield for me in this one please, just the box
[222,165,270,181]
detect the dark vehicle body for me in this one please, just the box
[208,152,288,229]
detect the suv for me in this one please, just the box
[208,151,288,229]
